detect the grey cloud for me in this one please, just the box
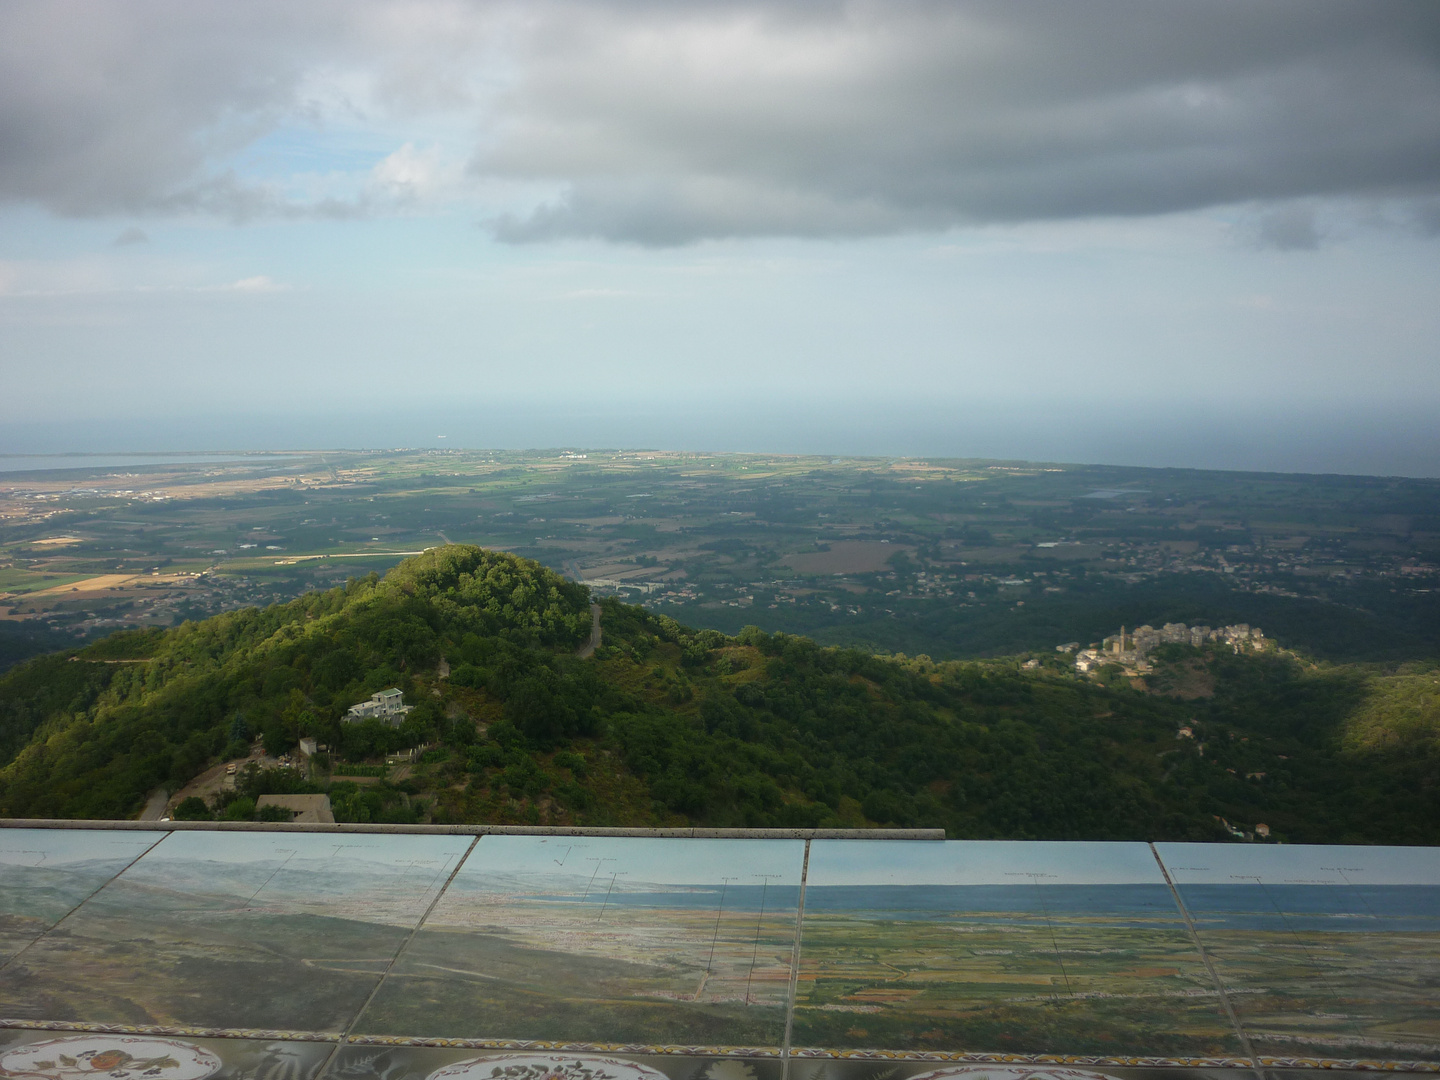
[482,0,1440,243]
[0,0,441,221]
[0,3,326,216]
[1254,206,1322,251]
[492,176,924,245]
[147,172,375,224]
[1409,198,1440,236]
[2,0,1439,242]
[111,226,149,246]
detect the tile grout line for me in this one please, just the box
[0,829,173,978]
[780,838,810,1080]
[1149,842,1265,1080]
[315,835,481,1078]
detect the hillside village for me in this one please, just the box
[1067,621,1267,676]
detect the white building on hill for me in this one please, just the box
[345,688,412,727]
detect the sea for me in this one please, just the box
[554,883,1440,931]
[0,453,303,475]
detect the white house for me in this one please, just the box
[344,688,412,727]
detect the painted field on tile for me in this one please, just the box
[0,829,162,965]
[791,841,1246,1058]
[354,835,804,1047]
[0,831,472,1031]
[1159,842,1440,1062]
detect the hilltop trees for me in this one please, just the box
[0,546,591,818]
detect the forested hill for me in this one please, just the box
[0,545,1434,843]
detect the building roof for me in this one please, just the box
[254,793,335,823]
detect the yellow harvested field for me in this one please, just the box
[24,574,137,597]
[30,536,85,546]
[784,540,913,575]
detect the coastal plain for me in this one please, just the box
[2,449,1437,667]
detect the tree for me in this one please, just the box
[172,796,211,820]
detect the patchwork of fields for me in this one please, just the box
[3,449,1438,664]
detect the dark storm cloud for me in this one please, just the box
[2,0,1438,241]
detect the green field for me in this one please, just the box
[793,912,1244,1058]
[0,568,92,595]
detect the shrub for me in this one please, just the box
[172,796,211,821]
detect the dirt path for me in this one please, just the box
[167,751,273,812]
[138,789,169,820]
[576,603,602,658]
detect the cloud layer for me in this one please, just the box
[2,0,1438,243]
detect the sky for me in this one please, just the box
[128,829,473,867]
[0,828,162,867]
[807,840,1167,886]
[1156,842,1440,885]
[2,0,1438,474]
[459,835,806,885]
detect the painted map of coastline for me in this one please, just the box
[1159,842,1440,1063]
[0,829,1436,1068]
[0,830,162,966]
[0,831,473,1032]
[354,835,805,1047]
[790,841,1245,1059]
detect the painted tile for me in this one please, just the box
[791,841,1248,1060]
[325,1044,783,1080]
[0,831,473,1033]
[326,1052,1431,1080]
[0,1028,335,1080]
[0,829,163,969]
[780,1066,1262,1080]
[1157,842,1440,1064]
[352,835,805,1048]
